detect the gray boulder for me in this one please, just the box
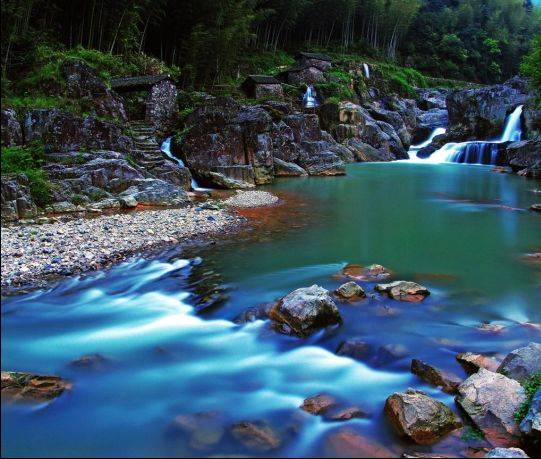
[485,448,530,458]
[497,342,541,383]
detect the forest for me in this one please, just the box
[2,0,541,89]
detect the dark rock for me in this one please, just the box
[519,389,540,445]
[146,79,178,130]
[70,353,108,370]
[1,108,23,146]
[523,103,541,139]
[229,420,281,452]
[1,174,38,221]
[335,281,366,300]
[336,339,373,361]
[414,108,448,143]
[234,304,271,324]
[324,429,395,458]
[497,342,541,383]
[346,139,395,162]
[325,406,368,421]
[485,447,530,458]
[169,411,225,450]
[375,281,430,302]
[410,359,462,394]
[269,285,342,337]
[455,368,526,447]
[456,352,501,375]
[505,140,541,178]
[1,370,71,403]
[299,150,346,176]
[273,158,308,176]
[384,389,461,445]
[336,339,408,367]
[530,204,541,212]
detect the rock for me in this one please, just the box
[411,359,462,394]
[523,103,541,139]
[455,368,526,446]
[300,393,337,415]
[346,139,395,162]
[70,353,108,370]
[341,263,391,281]
[325,406,368,421]
[1,108,23,146]
[335,281,366,300]
[194,169,255,189]
[169,411,225,450]
[1,370,71,403]
[146,79,178,130]
[384,389,461,445]
[336,340,408,367]
[497,343,541,382]
[530,204,541,212]
[336,339,373,361]
[505,140,541,178]
[324,429,394,458]
[229,421,281,452]
[273,157,307,176]
[519,389,540,444]
[485,447,530,458]
[119,195,138,208]
[269,285,342,337]
[299,150,346,176]
[375,281,430,302]
[61,59,127,122]
[414,108,449,143]
[456,352,501,374]
[234,304,271,324]
[1,174,38,221]
[283,64,326,85]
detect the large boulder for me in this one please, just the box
[384,389,461,445]
[1,174,38,220]
[519,389,540,445]
[61,59,127,122]
[146,79,178,131]
[269,285,342,337]
[497,342,541,383]
[1,371,71,403]
[410,359,462,394]
[455,368,526,447]
[446,76,531,140]
[375,281,430,302]
[1,108,23,146]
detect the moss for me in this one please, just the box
[515,372,541,423]
[460,425,485,442]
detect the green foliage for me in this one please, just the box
[521,35,541,89]
[240,50,295,77]
[376,63,428,97]
[70,194,88,206]
[515,372,541,423]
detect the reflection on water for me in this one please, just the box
[2,163,540,457]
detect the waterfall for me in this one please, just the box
[413,105,523,165]
[408,127,447,160]
[363,63,370,79]
[160,138,206,191]
[302,85,319,108]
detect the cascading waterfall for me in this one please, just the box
[418,105,523,165]
[302,85,319,108]
[160,137,207,191]
[363,63,370,79]
[408,127,447,160]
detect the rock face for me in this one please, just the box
[384,389,461,445]
[375,281,430,302]
[456,352,501,375]
[505,140,541,178]
[1,174,38,221]
[497,342,541,382]
[410,359,462,394]
[146,79,178,130]
[1,108,23,146]
[1,371,71,403]
[61,59,127,122]
[269,285,342,337]
[485,448,530,458]
[519,389,540,444]
[446,77,531,140]
[455,368,526,446]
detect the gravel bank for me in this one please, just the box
[224,191,279,208]
[1,205,244,291]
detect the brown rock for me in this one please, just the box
[384,389,462,445]
[456,352,501,375]
[411,359,463,394]
[169,411,225,450]
[70,353,108,370]
[341,263,391,281]
[324,429,395,458]
[300,393,336,415]
[1,371,71,403]
[230,421,281,452]
[325,406,368,421]
[375,281,430,302]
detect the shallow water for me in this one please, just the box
[2,163,540,457]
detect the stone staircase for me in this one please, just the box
[128,122,191,189]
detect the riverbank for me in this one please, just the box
[0,203,246,293]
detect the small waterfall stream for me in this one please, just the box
[160,137,208,191]
[408,127,447,160]
[415,105,523,165]
[302,85,319,108]
[363,63,370,79]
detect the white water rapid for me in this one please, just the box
[413,105,523,165]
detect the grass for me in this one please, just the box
[515,372,541,423]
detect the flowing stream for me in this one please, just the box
[2,162,540,457]
[302,85,319,108]
[160,138,209,191]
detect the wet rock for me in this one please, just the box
[336,339,373,361]
[273,158,307,176]
[476,322,506,333]
[335,281,366,300]
[497,343,541,382]
[456,352,501,375]
[485,447,530,458]
[1,370,71,403]
[269,285,342,337]
[519,389,540,445]
[300,393,337,415]
[229,421,281,452]
[411,359,462,394]
[70,353,109,370]
[341,263,391,281]
[384,388,462,445]
[1,108,23,146]
[455,368,526,447]
[336,340,408,367]
[325,406,368,421]
[169,411,225,450]
[375,281,430,302]
[324,429,395,458]
[234,304,271,324]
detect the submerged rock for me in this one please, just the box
[497,342,541,383]
[269,285,342,337]
[410,359,462,394]
[1,371,71,403]
[324,429,395,458]
[456,352,501,375]
[455,368,526,447]
[70,353,109,370]
[300,393,336,415]
[335,281,366,300]
[375,281,430,302]
[230,420,281,452]
[384,389,461,445]
[336,339,408,367]
[169,411,225,450]
[485,447,530,458]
